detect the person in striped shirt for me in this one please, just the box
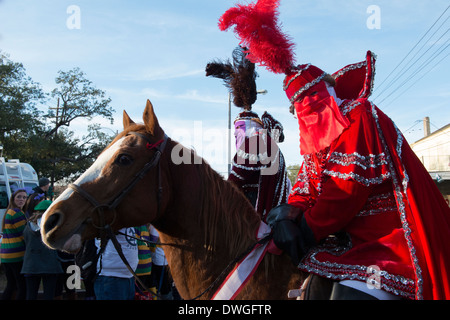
[134,224,153,299]
[1,189,28,300]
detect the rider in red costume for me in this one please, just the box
[219,0,450,300]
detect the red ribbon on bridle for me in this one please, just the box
[146,139,164,150]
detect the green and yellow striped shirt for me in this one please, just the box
[1,208,27,263]
[135,225,152,276]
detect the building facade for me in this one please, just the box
[410,117,450,206]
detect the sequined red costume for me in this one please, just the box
[287,52,450,299]
[219,0,450,299]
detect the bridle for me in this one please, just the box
[69,131,169,224]
[68,131,169,298]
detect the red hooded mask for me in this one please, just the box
[284,64,350,154]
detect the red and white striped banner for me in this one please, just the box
[211,221,272,300]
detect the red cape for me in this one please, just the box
[290,51,450,299]
[377,107,450,299]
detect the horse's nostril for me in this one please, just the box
[44,212,62,234]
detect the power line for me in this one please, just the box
[381,50,450,108]
[375,26,449,102]
[378,38,450,106]
[377,16,450,98]
[375,5,450,99]
[403,120,422,133]
[430,121,450,138]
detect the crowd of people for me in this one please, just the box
[1,178,180,300]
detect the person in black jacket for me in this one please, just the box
[32,177,50,198]
[21,200,63,300]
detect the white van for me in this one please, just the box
[0,157,39,233]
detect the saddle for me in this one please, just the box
[301,275,378,300]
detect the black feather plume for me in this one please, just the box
[206,46,258,109]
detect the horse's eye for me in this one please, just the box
[116,154,133,166]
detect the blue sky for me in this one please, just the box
[0,0,449,175]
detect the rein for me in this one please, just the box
[117,230,273,300]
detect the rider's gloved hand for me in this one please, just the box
[266,203,316,266]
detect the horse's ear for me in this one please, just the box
[123,110,135,129]
[143,99,163,137]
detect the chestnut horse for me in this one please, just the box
[41,100,304,299]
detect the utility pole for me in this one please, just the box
[48,97,61,198]
[49,98,61,135]
[228,92,232,177]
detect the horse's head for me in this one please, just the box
[41,99,170,253]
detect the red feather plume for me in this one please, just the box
[219,0,296,74]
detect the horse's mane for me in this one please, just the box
[180,143,261,258]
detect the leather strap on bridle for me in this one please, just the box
[69,132,168,215]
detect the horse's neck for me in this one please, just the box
[158,146,261,299]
